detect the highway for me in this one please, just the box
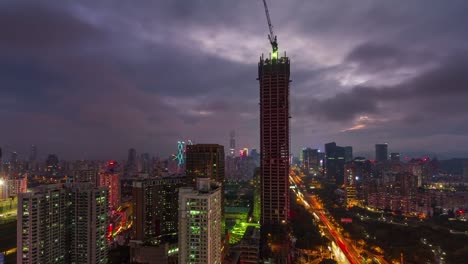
[290,171,385,264]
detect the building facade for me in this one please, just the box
[132,176,188,243]
[185,144,225,184]
[375,144,388,162]
[99,172,120,209]
[178,179,222,264]
[68,183,109,264]
[17,185,68,264]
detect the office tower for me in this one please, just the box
[178,178,222,264]
[325,142,346,185]
[229,130,236,157]
[17,185,68,264]
[259,54,290,225]
[125,148,138,178]
[375,143,388,162]
[68,183,109,264]
[390,153,401,163]
[344,162,357,206]
[133,176,188,243]
[185,144,225,184]
[344,146,353,162]
[302,148,320,175]
[46,154,59,177]
[99,171,120,209]
[325,142,337,180]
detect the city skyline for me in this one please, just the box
[2,0,468,159]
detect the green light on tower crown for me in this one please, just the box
[271,42,279,60]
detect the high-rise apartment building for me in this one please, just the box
[17,184,109,264]
[99,172,120,209]
[17,185,68,264]
[375,144,388,162]
[185,144,225,184]
[68,183,109,264]
[133,176,188,243]
[178,178,222,264]
[259,54,290,225]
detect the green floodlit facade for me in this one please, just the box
[229,221,260,245]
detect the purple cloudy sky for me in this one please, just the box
[1,0,468,160]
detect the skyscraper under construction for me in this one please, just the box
[259,54,290,226]
[259,51,291,264]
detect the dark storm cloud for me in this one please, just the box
[0,2,104,53]
[345,42,436,73]
[2,0,468,158]
[306,54,468,121]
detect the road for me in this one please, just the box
[290,171,384,264]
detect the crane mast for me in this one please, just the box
[261,0,278,58]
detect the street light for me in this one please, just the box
[0,179,4,186]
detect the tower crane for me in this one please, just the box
[261,0,278,59]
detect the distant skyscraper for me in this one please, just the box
[178,178,222,264]
[325,142,346,185]
[141,153,151,174]
[302,148,320,174]
[375,144,389,162]
[185,144,225,184]
[259,54,290,225]
[390,153,401,163]
[132,176,188,243]
[17,184,109,264]
[29,145,37,163]
[10,151,18,167]
[344,146,353,162]
[229,130,236,157]
[125,148,138,178]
